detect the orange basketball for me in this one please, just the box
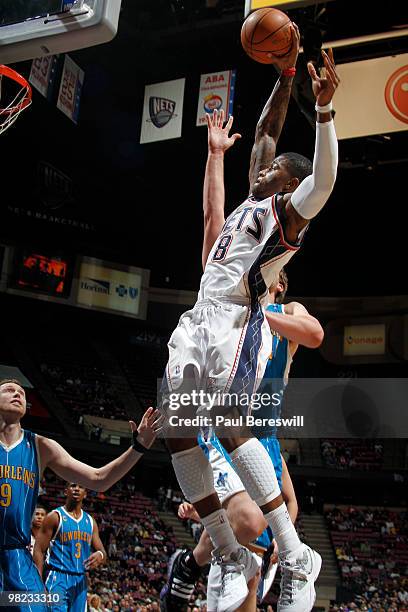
[241,8,293,64]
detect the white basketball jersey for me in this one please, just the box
[198,194,306,305]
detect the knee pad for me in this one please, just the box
[171,445,216,504]
[230,438,281,507]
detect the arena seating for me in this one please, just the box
[39,471,182,608]
[26,328,168,424]
[27,331,129,421]
[321,439,384,471]
[326,506,408,611]
[110,335,167,411]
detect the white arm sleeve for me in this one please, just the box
[291,119,338,220]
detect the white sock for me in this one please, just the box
[201,509,239,557]
[229,438,280,506]
[264,503,301,556]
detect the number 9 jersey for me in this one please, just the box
[0,429,40,548]
[0,429,47,609]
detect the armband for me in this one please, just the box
[315,101,333,113]
[282,67,296,77]
[132,434,148,454]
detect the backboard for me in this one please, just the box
[0,0,122,64]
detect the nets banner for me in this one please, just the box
[140,78,185,143]
[196,70,237,127]
[56,55,84,124]
[334,53,408,139]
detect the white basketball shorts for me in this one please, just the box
[205,437,245,504]
[162,297,272,416]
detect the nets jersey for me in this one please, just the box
[0,430,40,547]
[198,194,306,305]
[47,507,93,574]
[252,303,293,437]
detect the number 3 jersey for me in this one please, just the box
[198,193,307,305]
[47,507,93,574]
[0,429,40,548]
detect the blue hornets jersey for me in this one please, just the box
[0,430,40,547]
[252,303,292,438]
[48,507,93,574]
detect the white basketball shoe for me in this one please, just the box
[277,544,322,612]
[214,546,262,612]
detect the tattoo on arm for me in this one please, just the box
[249,75,294,191]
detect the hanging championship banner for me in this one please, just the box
[334,53,408,140]
[140,78,185,143]
[196,70,237,127]
[29,55,59,100]
[56,55,84,124]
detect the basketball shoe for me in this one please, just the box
[277,544,322,612]
[214,546,262,612]
[160,548,201,611]
[258,543,278,602]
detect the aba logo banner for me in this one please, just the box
[140,78,185,144]
[149,97,176,128]
[196,70,236,127]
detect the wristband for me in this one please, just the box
[132,434,148,454]
[315,101,333,113]
[96,550,105,560]
[282,67,296,77]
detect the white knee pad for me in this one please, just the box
[171,446,216,504]
[229,438,281,507]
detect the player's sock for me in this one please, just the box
[264,504,301,557]
[171,447,241,556]
[201,509,239,557]
[229,439,301,557]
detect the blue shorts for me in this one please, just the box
[254,436,282,549]
[0,548,48,612]
[45,568,87,612]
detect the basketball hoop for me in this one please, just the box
[0,65,32,135]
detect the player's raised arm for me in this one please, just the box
[202,109,241,269]
[284,49,339,235]
[38,407,162,492]
[266,301,324,349]
[33,510,59,577]
[248,23,300,194]
[85,519,107,570]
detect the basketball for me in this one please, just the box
[241,8,293,64]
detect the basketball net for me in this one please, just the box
[0,65,32,135]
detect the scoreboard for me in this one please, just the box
[0,246,150,321]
